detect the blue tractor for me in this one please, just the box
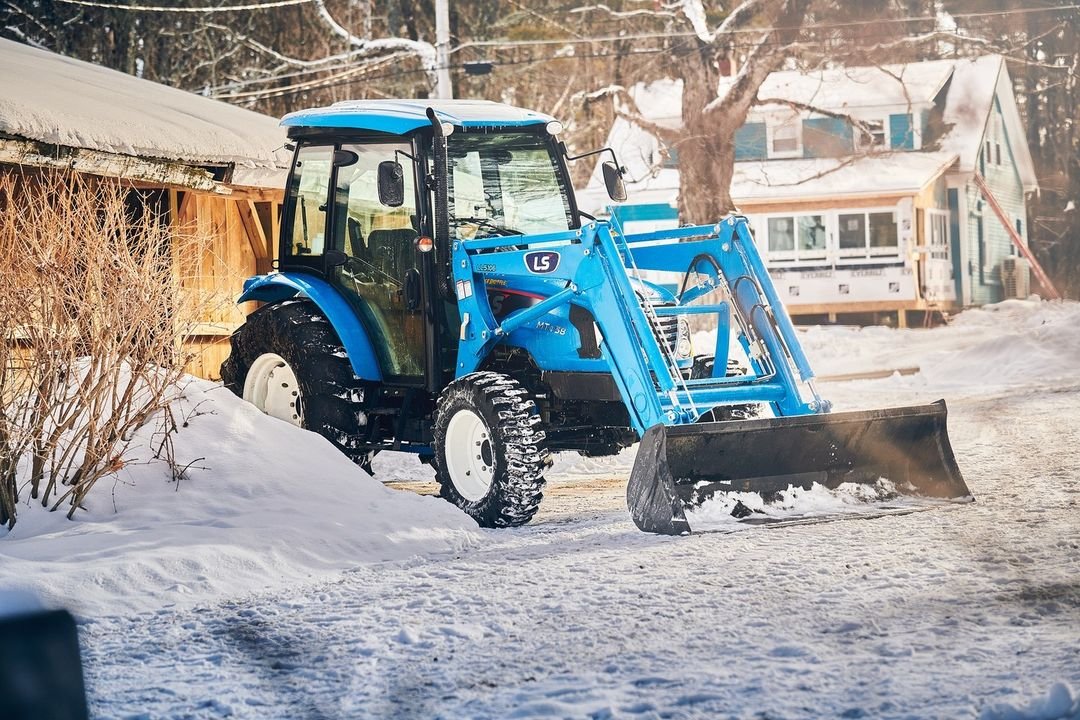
[221,100,970,534]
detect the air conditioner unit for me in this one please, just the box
[1001,256,1030,299]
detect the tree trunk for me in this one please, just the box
[676,0,811,225]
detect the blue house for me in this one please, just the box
[582,56,1039,326]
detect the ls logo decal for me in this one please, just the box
[524,251,560,274]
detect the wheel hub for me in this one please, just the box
[243,353,303,427]
[444,408,495,502]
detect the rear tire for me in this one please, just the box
[220,299,374,469]
[433,372,549,528]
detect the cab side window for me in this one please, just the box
[333,143,418,280]
[284,145,333,259]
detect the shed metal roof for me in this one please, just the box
[0,38,288,187]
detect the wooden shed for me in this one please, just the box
[0,38,289,378]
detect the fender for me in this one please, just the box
[238,273,382,382]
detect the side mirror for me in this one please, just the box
[378,161,405,207]
[602,161,627,202]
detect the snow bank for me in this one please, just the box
[800,299,1080,405]
[0,378,482,618]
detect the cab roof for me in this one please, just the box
[281,99,555,135]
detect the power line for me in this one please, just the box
[452,3,1080,52]
[53,0,312,12]
[219,53,410,100]
[214,16,1040,103]
[215,43,694,102]
[210,3,1079,94]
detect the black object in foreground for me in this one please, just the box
[0,609,88,720]
[627,400,971,535]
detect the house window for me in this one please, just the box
[927,209,949,260]
[767,217,795,253]
[839,213,866,249]
[798,216,827,256]
[768,115,802,158]
[869,212,899,251]
[856,119,886,151]
[765,214,825,261]
[986,140,992,164]
[837,210,899,258]
[995,142,1002,165]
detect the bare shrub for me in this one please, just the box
[0,170,212,528]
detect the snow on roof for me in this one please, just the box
[580,147,957,212]
[0,38,288,184]
[940,55,999,173]
[731,151,958,202]
[940,55,1037,191]
[722,59,956,112]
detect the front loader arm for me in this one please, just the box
[450,215,820,437]
[450,226,671,434]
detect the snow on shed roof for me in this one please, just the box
[283,99,554,134]
[0,38,288,186]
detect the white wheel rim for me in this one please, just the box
[243,353,303,427]
[445,409,495,502]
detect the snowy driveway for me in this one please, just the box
[82,382,1080,718]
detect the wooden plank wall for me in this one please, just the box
[170,188,281,380]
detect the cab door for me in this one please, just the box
[281,144,335,275]
[329,142,426,382]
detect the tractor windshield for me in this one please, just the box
[447,133,574,238]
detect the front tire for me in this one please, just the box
[220,299,374,470]
[433,372,549,528]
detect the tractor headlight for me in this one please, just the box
[676,317,692,358]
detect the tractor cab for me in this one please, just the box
[274,100,582,392]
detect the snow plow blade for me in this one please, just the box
[626,400,970,535]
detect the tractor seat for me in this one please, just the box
[366,227,417,280]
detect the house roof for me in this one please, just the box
[283,99,554,134]
[732,151,958,202]
[940,55,1037,191]
[0,38,288,187]
[579,146,958,211]
[722,59,956,112]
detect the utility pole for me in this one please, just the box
[434,0,453,99]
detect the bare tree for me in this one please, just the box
[0,171,213,527]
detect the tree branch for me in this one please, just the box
[579,85,682,146]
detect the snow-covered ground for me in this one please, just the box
[0,382,482,618]
[3,299,1079,719]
